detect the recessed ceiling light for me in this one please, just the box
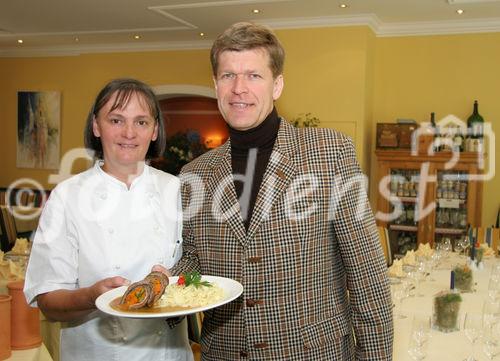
[134,35,141,40]
[252,9,260,14]
[457,8,465,14]
[339,4,348,8]
[199,32,205,37]
[17,39,23,44]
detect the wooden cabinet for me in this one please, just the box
[375,150,483,258]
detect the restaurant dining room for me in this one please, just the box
[1,0,500,360]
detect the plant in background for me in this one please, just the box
[155,130,208,175]
[291,112,320,128]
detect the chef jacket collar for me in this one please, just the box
[94,160,149,191]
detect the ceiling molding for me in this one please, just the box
[377,17,500,37]
[3,14,500,57]
[147,0,293,30]
[0,40,212,58]
[258,14,382,34]
[261,13,500,37]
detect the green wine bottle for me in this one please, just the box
[431,112,441,152]
[467,100,484,138]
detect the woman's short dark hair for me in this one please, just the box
[210,22,285,78]
[83,78,165,160]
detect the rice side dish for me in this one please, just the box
[158,283,224,308]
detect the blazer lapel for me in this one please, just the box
[205,142,247,244]
[246,120,298,241]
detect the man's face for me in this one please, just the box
[214,48,283,131]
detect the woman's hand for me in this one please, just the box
[88,276,130,304]
[37,276,130,322]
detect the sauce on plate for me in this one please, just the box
[110,297,192,313]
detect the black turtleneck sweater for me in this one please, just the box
[229,108,280,230]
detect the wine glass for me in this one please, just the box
[411,314,431,346]
[484,300,500,338]
[408,339,427,360]
[393,285,408,319]
[456,237,469,259]
[489,276,500,302]
[463,312,483,361]
[483,322,500,360]
[442,237,453,255]
[408,315,430,361]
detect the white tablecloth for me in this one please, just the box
[393,254,498,360]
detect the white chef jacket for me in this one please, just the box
[24,162,193,361]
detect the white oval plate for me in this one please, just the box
[95,275,243,318]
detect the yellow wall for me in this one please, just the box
[372,32,500,227]
[0,26,498,225]
[276,26,374,170]
[0,50,212,188]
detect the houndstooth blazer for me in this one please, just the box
[173,119,394,360]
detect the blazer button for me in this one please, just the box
[240,350,248,357]
[248,256,262,263]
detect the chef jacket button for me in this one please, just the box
[149,192,154,199]
[114,265,120,270]
[240,350,248,357]
[100,193,107,200]
[154,225,160,232]
[108,228,114,234]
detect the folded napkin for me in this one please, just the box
[0,250,25,280]
[11,237,30,254]
[388,259,405,278]
[403,250,416,266]
[480,243,495,257]
[415,243,434,258]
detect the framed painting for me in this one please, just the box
[17,91,60,169]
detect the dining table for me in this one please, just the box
[392,252,499,361]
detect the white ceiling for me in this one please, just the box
[2,0,500,57]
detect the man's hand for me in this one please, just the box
[151,264,171,277]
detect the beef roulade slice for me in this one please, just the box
[145,271,169,307]
[119,281,153,310]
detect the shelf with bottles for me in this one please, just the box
[390,202,419,227]
[429,100,485,154]
[435,207,467,229]
[391,231,418,256]
[436,171,468,201]
[435,234,465,252]
[389,169,420,199]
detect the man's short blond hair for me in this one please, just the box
[210,22,285,78]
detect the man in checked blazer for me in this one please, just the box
[173,22,393,360]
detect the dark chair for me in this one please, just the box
[0,206,17,252]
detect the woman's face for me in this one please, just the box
[92,91,158,175]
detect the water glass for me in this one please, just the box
[463,312,483,361]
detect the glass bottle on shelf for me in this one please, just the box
[452,125,464,152]
[466,100,484,152]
